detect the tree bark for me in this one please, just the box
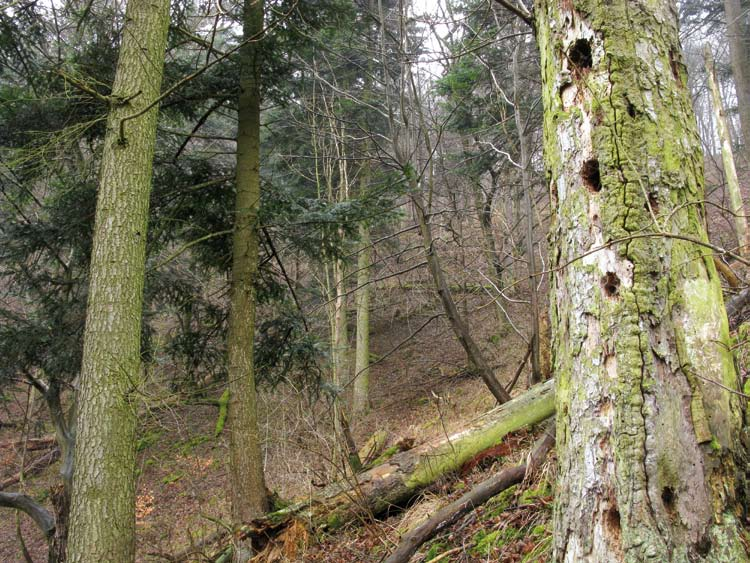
[383,420,555,563]
[226,0,269,543]
[535,0,749,559]
[724,0,750,166]
[705,45,748,257]
[67,0,169,560]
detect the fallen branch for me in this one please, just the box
[384,420,556,563]
[274,379,554,532]
[0,436,56,451]
[1,448,60,490]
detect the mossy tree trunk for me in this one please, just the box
[67,0,170,560]
[535,0,749,559]
[226,0,269,546]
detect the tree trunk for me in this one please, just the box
[67,0,169,560]
[411,186,511,404]
[705,45,748,257]
[535,0,749,559]
[352,223,372,417]
[512,36,542,385]
[724,0,750,166]
[226,0,269,546]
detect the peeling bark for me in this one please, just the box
[535,0,749,559]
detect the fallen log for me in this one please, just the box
[383,420,556,563]
[208,380,555,563]
[277,379,554,531]
[0,436,56,451]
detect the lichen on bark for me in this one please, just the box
[534,0,749,560]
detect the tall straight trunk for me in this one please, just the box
[724,0,750,165]
[512,38,542,385]
[535,0,749,560]
[352,223,371,417]
[226,0,268,541]
[67,0,170,560]
[705,45,748,257]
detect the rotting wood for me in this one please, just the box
[383,420,555,563]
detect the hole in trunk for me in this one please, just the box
[581,159,602,192]
[601,272,620,297]
[661,486,675,509]
[569,39,593,70]
[605,506,621,532]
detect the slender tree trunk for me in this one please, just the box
[46,385,74,562]
[226,0,268,556]
[353,223,371,417]
[512,37,542,385]
[332,258,350,392]
[724,0,750,165]
[67,0,169,560]
[536,0,749,559]
[705,45,748,257]
[411,187,511,404]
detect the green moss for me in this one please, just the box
[214,388,229,437]
[369,445,400,467]
[178,434,210,455]
[424,541,448,561]
[136,429,162,452]
[471,527,523,556]
[485,485,519,518]
[326,511,344,530]
[710,436,722,452]
[162,471,184,485]
[519,480,552,505]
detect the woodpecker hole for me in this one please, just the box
[646,193,660,213]
[605,507,621,533]
[669,49,681,82]
[569,39,593,72]
[581,159,602,192]
[661,486,675,510]
[697,535,712,556]
[626,99,636,118]
[602,272,620,297]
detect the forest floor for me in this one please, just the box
[0,276,554,562]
